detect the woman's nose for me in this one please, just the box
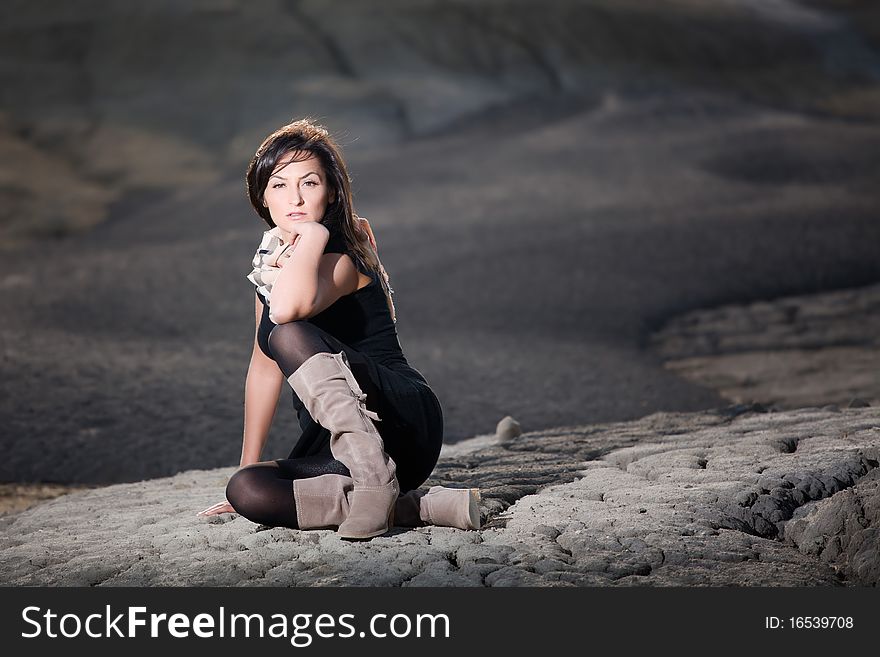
[289,189,304,205]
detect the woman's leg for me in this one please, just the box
[224,462,299,529]
[266,321,376,397]
[269,320,440,492]
[226,456,480,531]
[225,456,351,529]
[270,321,398,539]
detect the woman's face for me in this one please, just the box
[262,151,335,241]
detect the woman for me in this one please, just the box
[198,119,479,539]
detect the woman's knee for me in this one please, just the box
[225,467,250,508]
[226,465,273,517]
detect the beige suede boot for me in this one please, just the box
[293,478,481,531]
[394,487,482,530]
[292,474,352,530]
[288,351,399,539]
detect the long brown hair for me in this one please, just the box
[245,118,396,322]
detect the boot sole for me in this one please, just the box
[338,506,395,540]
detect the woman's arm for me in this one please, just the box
[240,294,285,466]
[268,223,359,323]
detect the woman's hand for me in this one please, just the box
[275,221,329,268]
[286,220,329,246]
[197,500,236,516]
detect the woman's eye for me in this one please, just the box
[272,183,285,189]
[303,180,318,187]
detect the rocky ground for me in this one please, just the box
[1,403,876,586]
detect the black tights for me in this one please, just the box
[225,456,351,529]
[226,321,368,528]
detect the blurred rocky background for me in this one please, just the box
[3,0,879,244]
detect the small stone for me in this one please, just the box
[847,398,871,408]
[496,416,522,442]
[532,525,561,540]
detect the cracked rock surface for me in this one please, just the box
[651,283,880,410]
[1,405,876,586]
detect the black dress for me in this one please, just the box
[255,230,443,492]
